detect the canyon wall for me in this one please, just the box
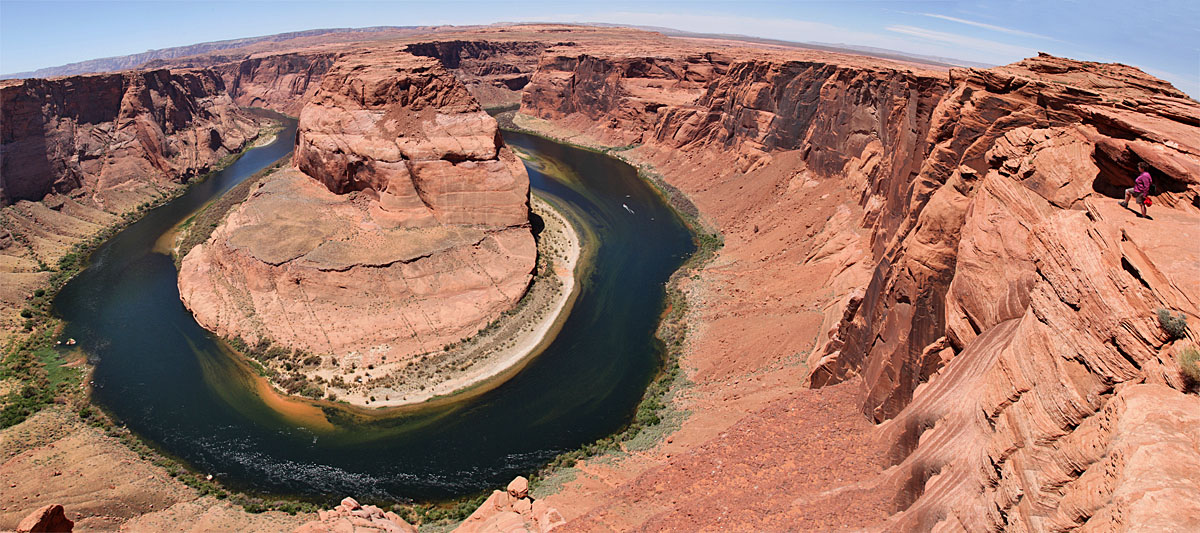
[214,52,337,116]
[2,27,419,79]
[1,68,259,207]
[519,46,1200,530]
[209,40,546,116]
[811,55,1199,422]
[178,50,535,395]
[402,40,545,108]
[0,67,260,329]
[851,55,1200,531]
[5,26,1198,529]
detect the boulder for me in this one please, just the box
[455,477,561,532]
[506,476,529,499]
[294,497,416,533]
[15,504,73,533]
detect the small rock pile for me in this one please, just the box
[455,476,565,533]
[294,497,417,533]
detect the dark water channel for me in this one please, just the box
[52,121,696,501]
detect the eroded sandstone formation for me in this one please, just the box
[215,52,337,116]
[15,504,73,533]
[0,68,259,206]
[209,39,546,116]
[403,40,545,108]
[0,67,260,329]
[179,50,535,388]
[517,45,1200,530]
[6,24,1199,531]
[295,497,416,533]
[455,476,565,533]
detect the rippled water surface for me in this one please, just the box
[54,123,695,501]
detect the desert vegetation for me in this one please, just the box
[1158,308,1190,340]
[1180,346,1200,387]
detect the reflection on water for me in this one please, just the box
[54,125,695,501]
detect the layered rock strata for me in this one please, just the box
[6,25,1200,531]
[210,39,545,116]
[1,68,259,206]
[403,40,545,108]
[517,46,1200,530]
[0,67,260,328]
[179,50,535,391]
[215,52,337,116]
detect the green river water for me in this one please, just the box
[53,121,695,501]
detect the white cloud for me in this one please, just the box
[921,13,1060,42]
[523,11,891,47]
[886,25,1039,60]
[521,11,1038,66]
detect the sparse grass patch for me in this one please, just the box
[1179,345,1200,387]
[389,491,491,529]
[529,466,579,500]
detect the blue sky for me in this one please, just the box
[2,1,1197,97]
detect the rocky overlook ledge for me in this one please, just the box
[178,50,536,390]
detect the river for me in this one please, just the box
[53,119,695,501]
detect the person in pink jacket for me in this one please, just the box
[1120,162,1153,217]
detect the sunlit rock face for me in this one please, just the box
[522,45,1200,530]
[179,50,535,366]
[1,68,258,206]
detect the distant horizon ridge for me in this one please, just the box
[2,22,1000,81]
[1,25,418,79]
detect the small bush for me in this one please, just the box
[1179,346,1200,385]
[19,309,33,319]
[1157,308,1189,339]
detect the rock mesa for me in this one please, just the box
[179,50,535,380]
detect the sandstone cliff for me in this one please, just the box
[215,52,338,116]
[403,40,545,108]
[0,67,260,329]
[210,39,545,117]
[7,25,1199,531]
[841,55,1200,532]
[517,44,1200,530]
[178,50,535,401]
[1,69,259,207]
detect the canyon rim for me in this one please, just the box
[1,18,1198,533]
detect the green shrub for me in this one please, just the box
[1179,346,1200,385]
[19,309,33,319]
[1157,308,1189,339]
